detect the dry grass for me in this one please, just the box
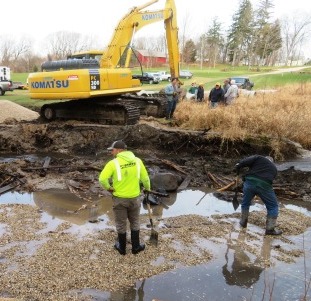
[175,83,311,154]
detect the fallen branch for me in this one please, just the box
[157,158,187,174]
[217,180,236,192]
[40,156,51,177]
[177,175,191,190]
[207,172,222,187]
[22,165,101,172]
[0,183,18,194]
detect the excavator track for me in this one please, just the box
[121,94,168,117]
[40,99,140,125]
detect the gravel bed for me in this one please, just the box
[0,203,310,300]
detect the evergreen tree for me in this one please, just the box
[182,39,196,64]
[205,18,224,68]
[227,0,253,66]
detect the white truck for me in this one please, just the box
[158,71,171,81]
[0,66,11,81]
[0,80,13,95]
[0,66,14,95]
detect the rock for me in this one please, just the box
[150,172,180,191]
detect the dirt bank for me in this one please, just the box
[0,117,310,198]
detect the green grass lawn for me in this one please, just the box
[6,67,311,107]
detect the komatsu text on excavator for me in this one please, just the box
[28,0,180,125]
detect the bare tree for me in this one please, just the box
[44,31,96,60]
[179,12,192,67]
[0,37,14,66]
[281,13,311,65]
[0,35,32,66]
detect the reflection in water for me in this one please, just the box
[33,189,114,226]
[1,188,256,223]
[222,231,272,288]
[110,280,145,301]
[144,188,243,219]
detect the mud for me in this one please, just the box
[0,118,310,202]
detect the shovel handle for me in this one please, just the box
[145,192,154,228]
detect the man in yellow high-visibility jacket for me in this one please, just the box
[99,140,151,255]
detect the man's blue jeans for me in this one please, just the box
[166,100,177,118]
[241,179,279,217]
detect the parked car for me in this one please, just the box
[157,71,171,81]
[150,72,162,83]
[179,70,193,79]
[132,72,161,84]
[231,77,254,90]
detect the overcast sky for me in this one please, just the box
[2,0,311,58]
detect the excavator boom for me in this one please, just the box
[28,0,180,125]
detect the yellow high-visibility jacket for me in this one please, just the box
[99,151,150,198]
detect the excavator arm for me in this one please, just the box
[101,0,179,77]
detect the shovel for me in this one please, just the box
[232,175,240,211]
[145,192,159,246]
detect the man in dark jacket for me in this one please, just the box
[234,155,282,235]
[208,82,224,108]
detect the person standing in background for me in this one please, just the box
[164,77,179,120]
[196,83,205,102]
[224,79,239,105]
[208,82,224,108]
[188,82,198,100]
[223,78,231,105]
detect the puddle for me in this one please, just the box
[72,230,311,301]
[0,188,259,229]
[1,189,311,300]
[276,150,311,172]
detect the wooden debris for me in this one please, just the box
[74,204,88,213]
[157,158,187,174]
[21,165,101,172]
[66,180,93,202]
[207,172,228,189]
[177,175,191,190]
[217,180,236,192]
[196,192,208,206]
[0,171,26,195]
[207,171,300,200]
[39,156,51,177]
[0,183,18,194]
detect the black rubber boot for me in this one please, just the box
[114,232,126,255]
[131,230,145,255]
[265,216,282,235]
[239,210,249,228]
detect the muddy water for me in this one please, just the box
[1,188,311,300]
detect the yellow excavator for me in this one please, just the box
[28,0,180,125]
